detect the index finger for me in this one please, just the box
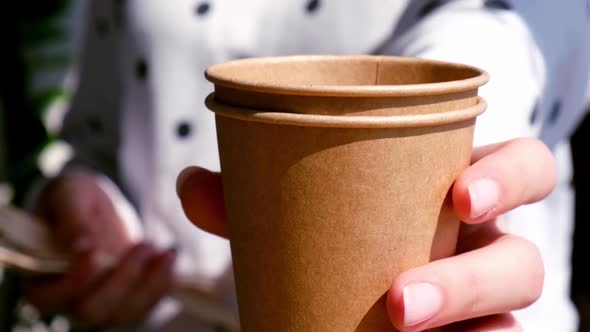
[452,138,556,224]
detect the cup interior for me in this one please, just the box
[205,56,485,92]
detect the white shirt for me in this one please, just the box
[60,1,589,331]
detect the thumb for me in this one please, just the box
[37,173,129,255]
[51,196,96,254]
[176,166,229,238]
[452,138,555,224]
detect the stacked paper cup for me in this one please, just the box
[205,55,489,332]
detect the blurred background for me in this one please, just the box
[0,1,589,332]
[0,1,82,331]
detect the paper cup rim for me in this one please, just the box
[205,55,489,97]
[206,94,486,128]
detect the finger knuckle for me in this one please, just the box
[512,138,557,198]
[529,139,556,180]
[520,242,544,307]
[503,236,544,307]
[463,269,484,314]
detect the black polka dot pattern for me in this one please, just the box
[168,245,179,254]
[176,121,193,139]
[418,0,443,18]
[87,116,103,134]
[484,0,513,10]
[530,101,539,124]
[135,58,148,80]
[195,2,211,16]
[95,17,110,37]
[306,0,321,14]
[548,99,562,124]
[113,0,126,27]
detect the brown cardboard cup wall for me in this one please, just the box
[205,55,489,331]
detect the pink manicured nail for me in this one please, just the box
[403,282,443,327]
[468,178,500,219]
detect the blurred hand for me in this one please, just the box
[176,137,555,332]
[24,171,176,327]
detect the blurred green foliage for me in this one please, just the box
[0,1,72,331]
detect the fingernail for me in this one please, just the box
[403,282,443,327]
[468,178,500,219]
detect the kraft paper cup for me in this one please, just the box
[204,55,488,331]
